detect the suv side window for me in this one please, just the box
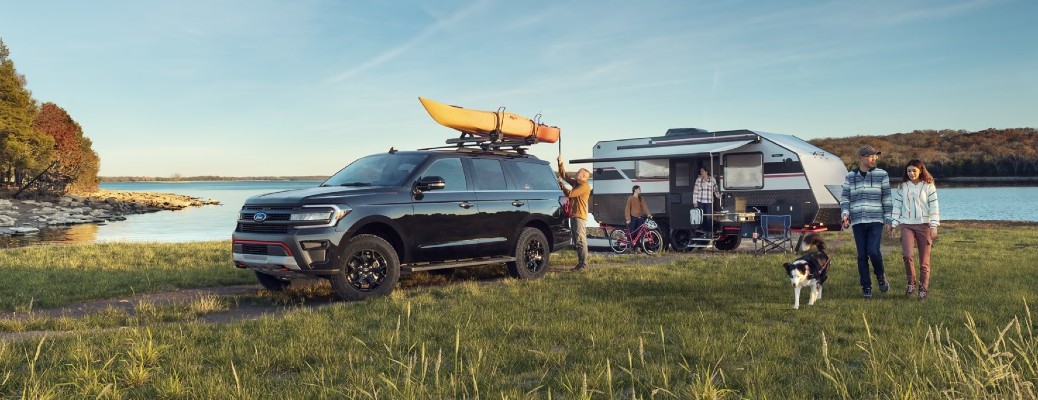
[511,161,558,190]
[421,158,467,191]
[471,159,508,190]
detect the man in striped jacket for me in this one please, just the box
[840,145,893,299]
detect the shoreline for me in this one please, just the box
[0,190,219,234]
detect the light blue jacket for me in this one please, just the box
[840,167,892,226]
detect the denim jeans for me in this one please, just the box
[698,202,713,232]
[628,216,645,234]
[852,222,885,287]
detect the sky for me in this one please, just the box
[2,0,1036,177]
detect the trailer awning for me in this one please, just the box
[570,139,754,164]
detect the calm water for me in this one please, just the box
[1,181,320,248]
[2,182,1036,247]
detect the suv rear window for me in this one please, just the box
[471,159,508,190]
[512,161,558,190]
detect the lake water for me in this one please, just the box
[2,182,1036,247]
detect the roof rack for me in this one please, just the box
[418,131,534,155]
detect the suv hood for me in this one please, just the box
[244,185,402,206]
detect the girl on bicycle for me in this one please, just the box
[625,185,653,233]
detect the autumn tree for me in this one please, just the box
[34,102,100,193]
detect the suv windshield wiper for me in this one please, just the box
[337,182,372,187]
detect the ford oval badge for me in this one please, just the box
[253,212,268,222]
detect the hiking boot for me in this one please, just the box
[878,276,890,293]
[906,284,916,296]
[863,286,873,299]
[918,290,928,301]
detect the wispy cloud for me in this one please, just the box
[325,1,488,84]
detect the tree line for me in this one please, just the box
[809,128,1038,178]
[0,39,99,196]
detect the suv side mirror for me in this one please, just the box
[416,176,446,191]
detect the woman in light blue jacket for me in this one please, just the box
[891,160,940,301]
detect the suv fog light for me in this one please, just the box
[300,240,329,250]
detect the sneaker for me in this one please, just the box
[878,276,890,293]
[918,290,928,301]
[906,284,916,296]
[863,286,873,299]
[573,264,587,271]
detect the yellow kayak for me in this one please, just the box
[419,97,560,143]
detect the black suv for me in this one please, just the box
[232,147,570,300]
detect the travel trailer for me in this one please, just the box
[571,128,848,251]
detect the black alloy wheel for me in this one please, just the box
[329,234,400,300]
[507,228,550,279]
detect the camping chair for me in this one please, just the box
[754,214,792,255]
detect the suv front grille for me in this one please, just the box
[240,212,291,221]
[238,223,290,234]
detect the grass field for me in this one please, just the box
[1,223,1037,398]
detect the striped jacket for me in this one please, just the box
[891,181,940,228]
[840,167,892,226]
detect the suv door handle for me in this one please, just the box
[458,201,473,209]
[512,200,525,207]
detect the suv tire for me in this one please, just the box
[329,234,400,301]
[254,271,291,291]
[506,227,550,279]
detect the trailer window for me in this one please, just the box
[724,153,763,189]
[674,162,690,186]
[636,160,668,179]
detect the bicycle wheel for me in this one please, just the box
[609,229,629,253]
[641,230,665,254]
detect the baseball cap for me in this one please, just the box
[858,145,881,157]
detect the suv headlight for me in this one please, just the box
[294,205,351,228]
[290,211,333,221]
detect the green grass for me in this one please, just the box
[1,224,1037,398]
[0,242,254,311]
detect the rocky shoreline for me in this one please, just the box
[0,190,219,235]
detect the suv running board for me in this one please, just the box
[403,256,517,272]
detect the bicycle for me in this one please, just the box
[607,218,664,254]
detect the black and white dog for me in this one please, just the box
[782,233,830,309]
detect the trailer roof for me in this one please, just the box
[570,137,754,164]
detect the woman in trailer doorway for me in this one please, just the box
[693,167,720,236]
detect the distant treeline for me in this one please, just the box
[100,176,329,182]
[810,128,1038,178]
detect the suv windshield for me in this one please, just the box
[323,153,427,187]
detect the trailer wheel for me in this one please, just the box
[714,234,742,251]
[670,229,692,252]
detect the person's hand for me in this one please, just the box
[557,155,564,164]
[841,218,850,230]
[648,215,653,219]
[625,220,630,224]
[930,227,938,240]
